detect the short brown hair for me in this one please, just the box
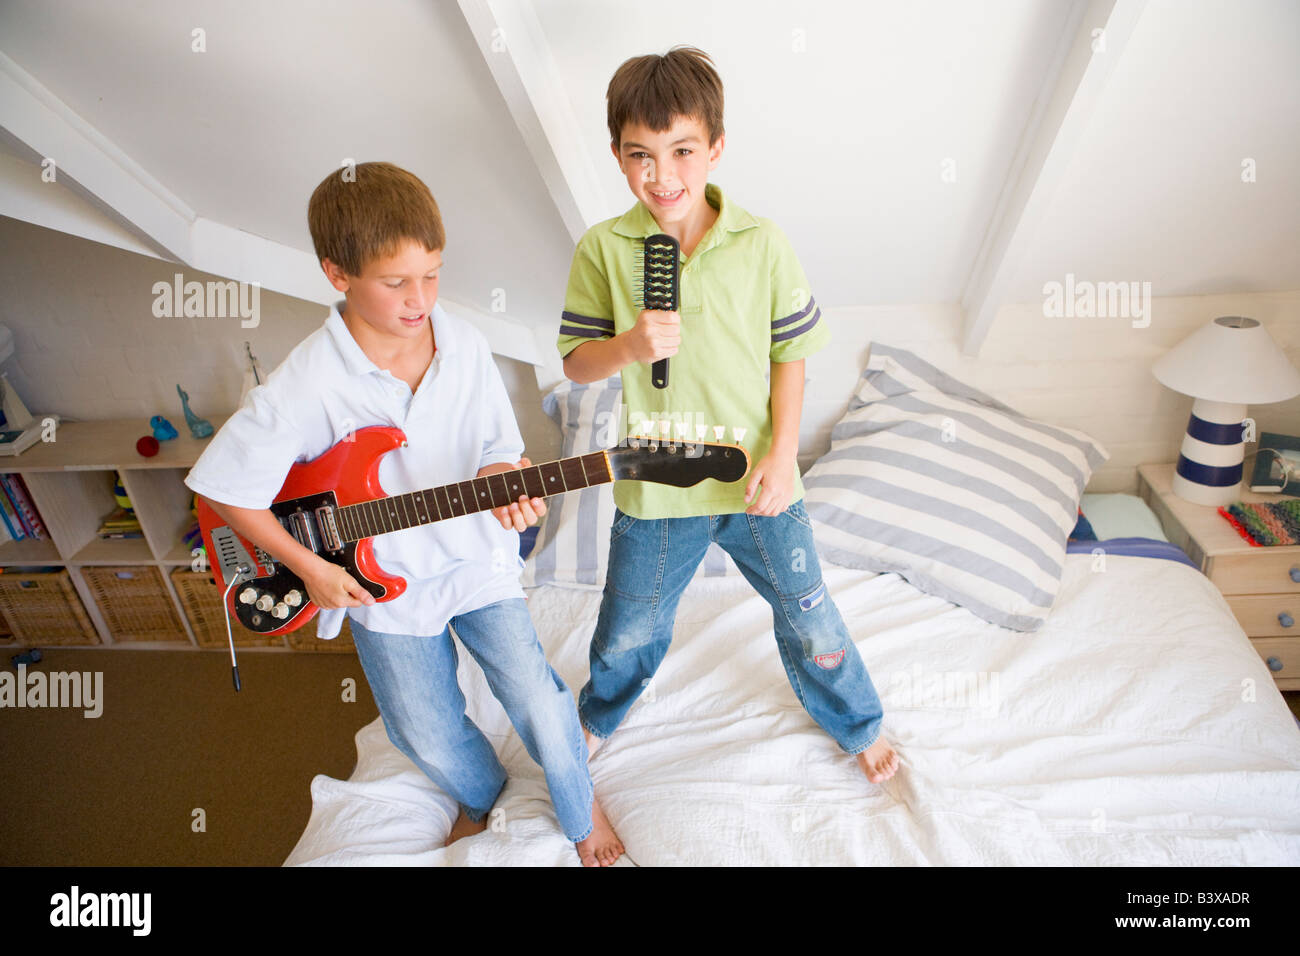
[307,161,445,277]
[606,46,724,149]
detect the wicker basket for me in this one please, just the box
[170,569,287,649]
[82,566,187,643]
[0,569,100,645]
[286,615,355,653]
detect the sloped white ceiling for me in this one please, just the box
[0,0,1296,333]
[0,0,573,326]
[534,0,1071,306]
[1011,0,1300,299]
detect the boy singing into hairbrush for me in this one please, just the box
[558,47,899,782]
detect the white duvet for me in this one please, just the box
[285,554,1300,866]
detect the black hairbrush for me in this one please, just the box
[633,233,680,389]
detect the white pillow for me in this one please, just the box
[522,377,736,589]
[804,344,1108,630]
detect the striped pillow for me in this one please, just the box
[522,377,736,589]
[804,344,1108,630]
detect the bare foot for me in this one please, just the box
[575,797,625,867]
[583,727,605,760]
[445,808,488,847]
[856,736,900,783]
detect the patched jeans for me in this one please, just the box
[351,599,594,843]
[578,499,885,754]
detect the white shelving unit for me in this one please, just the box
[0,417,354,652]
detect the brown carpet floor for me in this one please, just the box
[0,647,377,866]
[2,647,1298,867]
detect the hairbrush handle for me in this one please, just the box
[638,234,680,391]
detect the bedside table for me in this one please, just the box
[1138,462,1300,690]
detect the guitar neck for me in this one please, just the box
[335,451,611,541]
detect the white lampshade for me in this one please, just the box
[1152,315,1300,404]
[1153,316,1300,506]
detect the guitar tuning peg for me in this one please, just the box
[732,426,747,444]
[713,425,725,441]
[675,421,690,438]
[659,421,672,438]
[695,424,707,440]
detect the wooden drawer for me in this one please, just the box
[1248,636,1300,690]
[1206,551,1300,596]
[1225,593,1300,637]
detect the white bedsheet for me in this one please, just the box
[285,555,1300,866]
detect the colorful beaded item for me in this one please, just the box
[1219,499,1300,547]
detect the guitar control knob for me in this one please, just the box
[271,603,290,619]
[255,594,274,611]
[284,590,303,607]
[238,588,258,605]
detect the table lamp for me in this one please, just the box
[1152,315,1300,505]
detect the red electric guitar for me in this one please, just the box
[197,426,749,635]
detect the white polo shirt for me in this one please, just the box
[185,300,527,639]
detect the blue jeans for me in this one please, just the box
[350,599,594,842]
[578,499,884,754]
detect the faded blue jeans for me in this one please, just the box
[578,499,884,754]
[350,599,594,842]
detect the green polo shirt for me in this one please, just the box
[558,183,829,519]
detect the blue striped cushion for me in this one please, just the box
[804,344,1108,630]
[522,378,736,588]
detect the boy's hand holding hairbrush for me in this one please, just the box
[627,308,681,364]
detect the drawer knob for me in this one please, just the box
[1267,656,1284,672]
[1291,567,1300,583]
[1280,613,1295,628]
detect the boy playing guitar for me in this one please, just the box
[186,162,624,865]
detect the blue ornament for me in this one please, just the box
[176,385,213,439]
[150,415,179,441]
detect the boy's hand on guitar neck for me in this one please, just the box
[478,457,548,532]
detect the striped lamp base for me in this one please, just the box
[1171,399,1247,506]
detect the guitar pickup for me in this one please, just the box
[315,505,342,552]
[287,511,321,553]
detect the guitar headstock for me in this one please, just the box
[606,439,750,487]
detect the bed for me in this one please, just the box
[285,540,1300,866]
[284,345,1300,866]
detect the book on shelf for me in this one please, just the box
[97,506,142,539]
[0,480,25,540]
[0,473,47,539]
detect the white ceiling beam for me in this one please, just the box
[959,0,1147,356]
[457,0,608,241]
[0,51,543,364]
[0,49,194,260]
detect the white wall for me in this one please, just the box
[5,214,1294,495]
[0,215,562,463]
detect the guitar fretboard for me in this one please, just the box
[334,451,610,542]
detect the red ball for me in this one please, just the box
[136,436,160,457]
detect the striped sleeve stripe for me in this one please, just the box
[559,324,612,340]
[772,306,821,342]
[561,311,615,332]
[772,295,817,330]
